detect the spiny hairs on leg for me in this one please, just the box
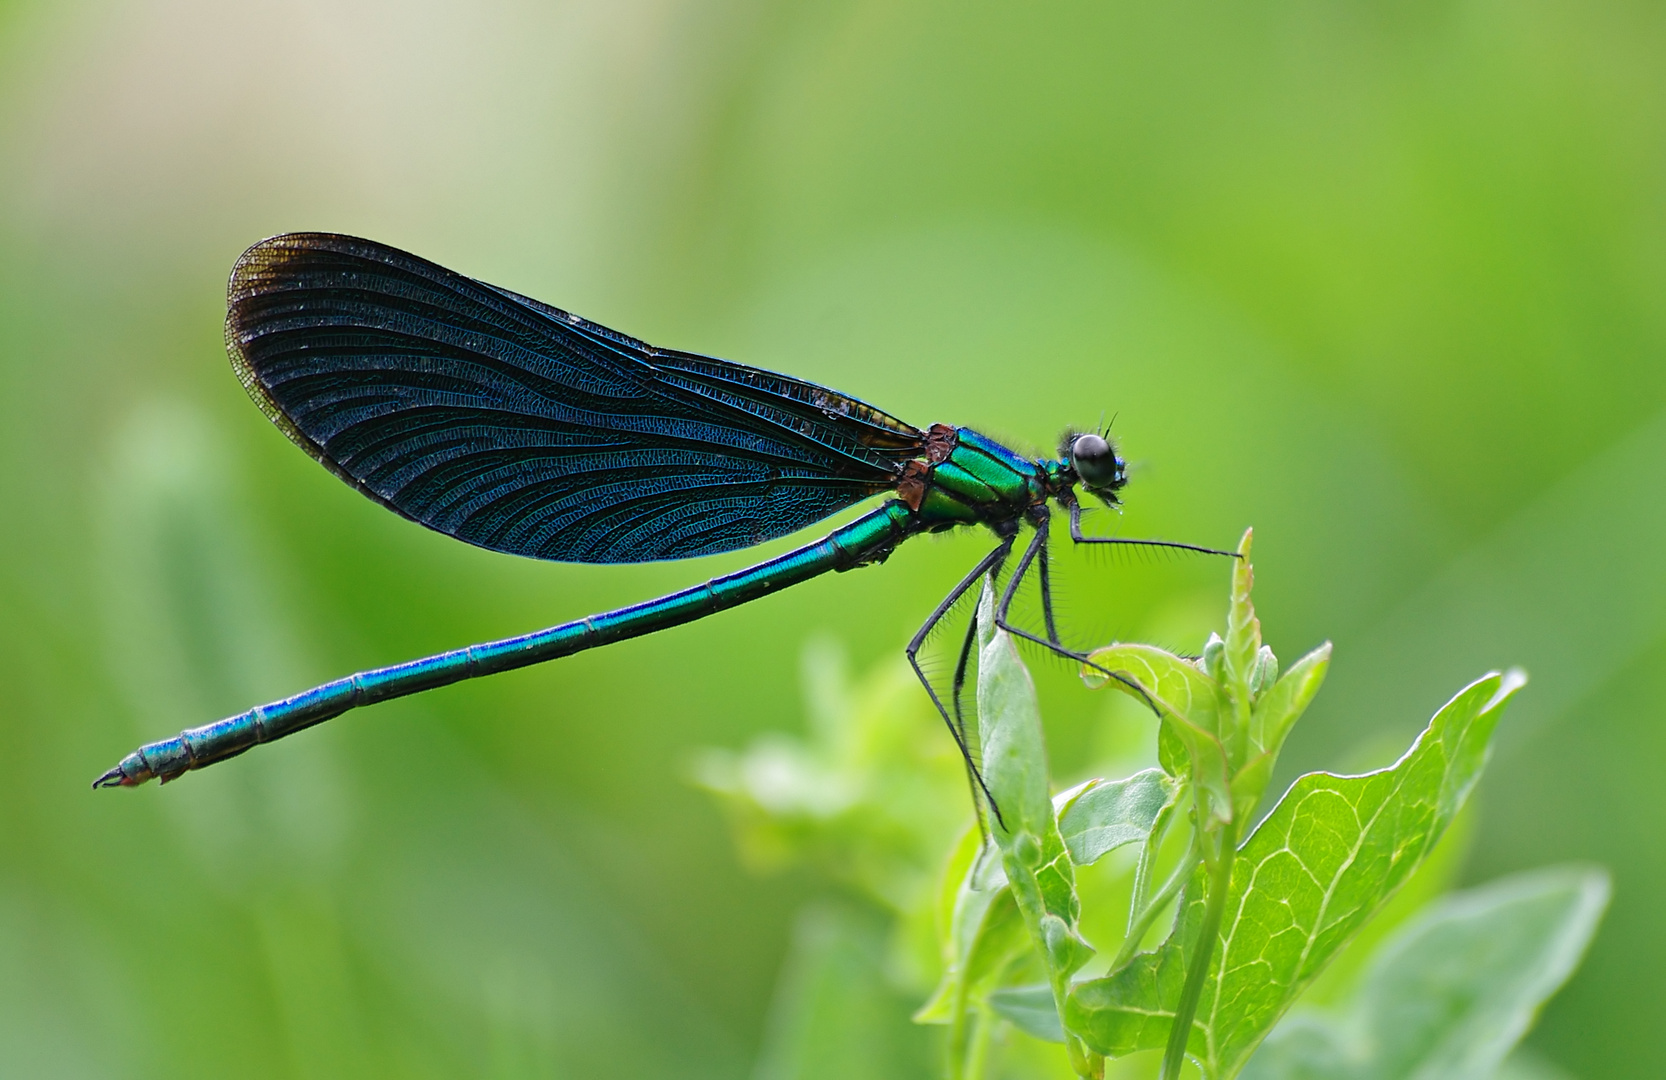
[1066,500,1240,560]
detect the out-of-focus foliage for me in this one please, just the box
[0,0,1660,1076]
[1243,867,1610,1080]
[692,638,967,921]
[692,641,957,1078]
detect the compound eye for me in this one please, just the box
[1070,433,1121,487]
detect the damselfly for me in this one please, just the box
[94,233,1234,816]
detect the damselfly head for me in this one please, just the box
[1063,430,1127,503]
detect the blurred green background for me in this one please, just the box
[0,0,1661,1076]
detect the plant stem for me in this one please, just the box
[964,1005,993,1080]
[948,978,970,1080]
[1127,799,1175,936]
[1113,836,1200,971]
[1061,1033,1103,1080]
[1160,828,1236,1080]
[1051,948,1094,1077]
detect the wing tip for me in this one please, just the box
[223,304,333,472]
[228,231,382,304]
[224,234,353,471]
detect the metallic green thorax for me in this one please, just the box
[906,426,1052,530]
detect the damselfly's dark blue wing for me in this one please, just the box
[227,233,924,562]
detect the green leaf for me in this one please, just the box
[976,584,1092,972]
[1055,769,1176,867]
[1249,643,1330,762]
[989,984,1066,1043]
[1081,644,1226,737]
[1248,646,1279,699]
[1223,528,1260,707]
[1294,802,1476,1009]
[1158,723,1190,781]
[976,582,1097,1073]
[914,834,1029,1024]
[1240,866,1609,1080]
[931,826,986,972]
[1081,642,1233,823]
[1231,643,1332,821]
[917,766,1172,1036]
[1064,669,1525,1078]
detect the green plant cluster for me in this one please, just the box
[699,533,1607,1080]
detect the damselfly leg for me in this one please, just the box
[1065,498,1238,560]
[906,534,1017,824]
[994,514,1164,712]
